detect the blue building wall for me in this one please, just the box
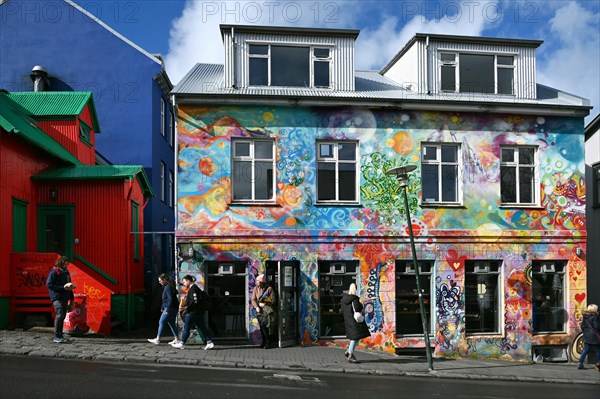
[0,0,175,300]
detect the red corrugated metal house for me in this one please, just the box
[0,90,154,334]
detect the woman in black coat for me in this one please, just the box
[577,304,600,371]
[341,283,370,363]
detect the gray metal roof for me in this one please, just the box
[172,63,589,112]
[172,64,410,97]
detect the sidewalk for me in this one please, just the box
[1,329,599,385]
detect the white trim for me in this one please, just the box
[420,142,462,205]
[65,0,161,64]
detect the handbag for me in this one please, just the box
[352,301,364,323]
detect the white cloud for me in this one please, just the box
[355,1,493,70]
[537,1,600,121]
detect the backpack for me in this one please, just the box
[199,288,212,311]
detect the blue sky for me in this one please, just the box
[78,0,599,121]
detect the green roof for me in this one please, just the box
[0,92,81,165]
[8,91,101,132]
[32,165,155,197]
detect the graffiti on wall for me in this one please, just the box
[177,106,586,360]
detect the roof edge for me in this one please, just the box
[65,0,161,65]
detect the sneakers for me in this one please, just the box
[204,341,214,350]
[344,351,350,359]
[147,337,160,345]
[348,355,359,364]
[53,337,65,343]
[171,342,185,349]
[577,363,585,370]
[168,338,179,345]
[595,364,600,372]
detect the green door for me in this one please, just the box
[37,206,74,260]
[12,198,28,252]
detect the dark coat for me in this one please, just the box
[46,267,75,303]
[184,284,201,313]
[161,284,179,312]
[581,313,600,345]
[341,294,370,341]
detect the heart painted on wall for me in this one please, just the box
[575,293,586,304]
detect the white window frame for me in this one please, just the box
[464,260,503,335]
[231,139,276,203]
[247,43,332,89]
[316,141,359,204]
[168,110,174,147]
[160,98,165,137]
[395,260,435,336]
[500,145,539,206]
[420,143,462,205]
[438,51,515,95]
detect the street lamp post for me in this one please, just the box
[386,164,434,371]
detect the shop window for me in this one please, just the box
[319,260,359,337]
[395,260,433,335]
[465,260,501,334]
[205,261,248,338]
[532,261,566,333]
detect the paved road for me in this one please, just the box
[1,356,599,399]
[1,329,599,386]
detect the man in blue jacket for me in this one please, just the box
[46,256,75,343]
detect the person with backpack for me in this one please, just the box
[577,303,600,371]
[147,273,180,345]
[171,274,214,350]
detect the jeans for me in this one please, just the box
[52,300,68,339]
[348,340,357,354]
[156,309,178,338]
[579,343,600,365]
[181,311,212,344]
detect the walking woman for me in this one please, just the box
[577,304,600,371]
[148,273,180,345]
[341,283,370,363]
[251,274,277,348]
[171,275,214,350]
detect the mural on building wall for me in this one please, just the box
[177,105,586,360]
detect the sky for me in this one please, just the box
[77,0,600,122]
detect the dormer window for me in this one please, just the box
[79,120,92,146]
[248,44,331,88]
[439,52,515,95]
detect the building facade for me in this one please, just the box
[0,0,176,301]
[173,25,590,361]
[0,91,154,331]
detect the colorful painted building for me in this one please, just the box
[172,26,591,361]
[0,90,154,332]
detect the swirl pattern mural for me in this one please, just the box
[177,105,587,360]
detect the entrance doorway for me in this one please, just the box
[205,261,247,339]
[37,206,74,259]
[265,260,300,348]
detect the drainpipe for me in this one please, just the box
[231,26,237,89]
[425,36,431,95]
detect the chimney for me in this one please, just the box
[30,66,50,92]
